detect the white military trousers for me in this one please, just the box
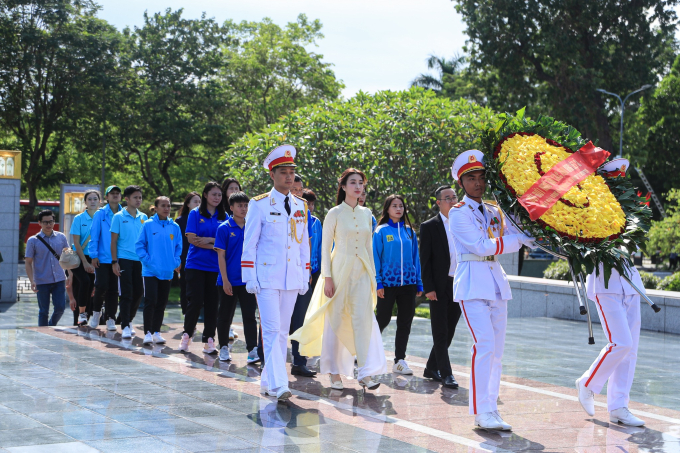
[580,294,641,411]
[257,288,298,393]
[459,299,508,415]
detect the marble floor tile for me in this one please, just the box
[0,427,74,448]
[51,422,146,441]
[131,417,218,436]
[28,409,110,426]
[85,436,188,452]
[4,441,100,452]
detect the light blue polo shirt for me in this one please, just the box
[110,208,148,261]
[70,210,95,253]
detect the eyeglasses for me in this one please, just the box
[437,197,458,203]
[40,220,55,225]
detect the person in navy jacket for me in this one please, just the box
[373,194,423,376]
[135,196,182,345]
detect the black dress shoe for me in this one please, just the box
[443,375,459,389]
[423,368,442,381]
[291,365,317,377]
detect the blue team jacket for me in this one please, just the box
[88,204,122,263]
[373,219,423,291]
[135,214,183,280]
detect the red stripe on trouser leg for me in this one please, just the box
[595,295,613,342]
[585,344,613,388]
[460,300,478,414]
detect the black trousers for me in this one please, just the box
[179,262,188,314]
[118,258,144,329]
[143,276,171,334]
[290,271,320,366]
[71,255,95,309]
[425,277,461,378]
[376,284,418,361]
[217,285,258,350]
[183,268,218,342]
[93,263,119,320]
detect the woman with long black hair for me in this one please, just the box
[175,192,201,314]
[290,168,387,390]
[373,195,423,375]
[178,182,226,353]
[221,178,242,217]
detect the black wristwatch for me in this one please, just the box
[111,260,118,264]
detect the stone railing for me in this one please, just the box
[507,275,680,334]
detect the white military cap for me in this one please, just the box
[263,144,297,171]
[598,158,629,178]
[451,149,485,181]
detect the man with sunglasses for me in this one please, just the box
[25,210,69,326]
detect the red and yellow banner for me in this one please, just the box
[518,142,610,221]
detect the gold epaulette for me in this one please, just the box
[253,193,269,201]
[483,200,498,207]
[294,194,308,208]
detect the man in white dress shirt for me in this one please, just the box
[449,150,534,430]
[242,144,311,402]
[575,158,646,427]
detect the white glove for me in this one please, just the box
[246,281,260,294]
[521,234,536,248]
[299,283,309,296]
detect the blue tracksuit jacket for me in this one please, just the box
[87,204,122,263]
[373,219,423,291]
[135,214,182,280]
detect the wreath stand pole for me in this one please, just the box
[567,259,595,344]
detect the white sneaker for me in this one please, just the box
[219,346,231,361]
[178,333,191,352]
[229,328,237,340]
[203,338,217,354]
[129,326,136,336]
[122,326,132,339]
[392,359,413,375]
[89,311,101,329]
[246,347,261,364]
[475,411,504,430]
[106,319,116,331]
[143,332,153,344]
[610,407,645,426]
[575,377,595,416]
[152,332,166,344]
[492,410,512,431]
[78,312,88,326]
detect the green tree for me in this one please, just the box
[454,0,678,151]
[633,55,680,210]
[647,188,680,256]
[109,9,229,198]
[220,14,344,135]
[0,0,121,240]
[224,88,496,225]
[411,54,489,105]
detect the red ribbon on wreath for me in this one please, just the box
[518,142,610,221]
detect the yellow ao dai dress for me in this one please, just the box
[289,202,387,380]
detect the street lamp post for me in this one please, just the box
[595,84,666,217]
[595,85,652,158]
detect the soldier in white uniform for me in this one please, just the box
[449,150,535,431]
[575,158,645,427]
[242,144,311,402]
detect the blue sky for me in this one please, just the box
[95,0,468,98]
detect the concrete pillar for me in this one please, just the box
[0,179,20,302]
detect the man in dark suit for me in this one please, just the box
[419,185,462,389]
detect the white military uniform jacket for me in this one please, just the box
[586,263,644,300]
[449,195,528,301]
[242,188,311,291]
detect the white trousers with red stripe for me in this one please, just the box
[580,294,641,411]
[459,299,507,415]
[257,288,298,393]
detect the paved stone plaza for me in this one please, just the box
[0,303,679,452]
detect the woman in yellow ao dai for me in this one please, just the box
[289,169,387,389]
